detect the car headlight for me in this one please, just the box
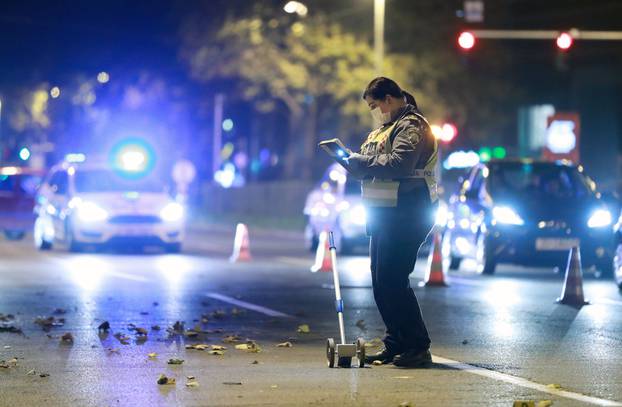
[76,201,109,223]
[342,204,366,226]
[435,203,448,226]
[588,209,612,228]
[160,202,185,222]
[492,206,524,226]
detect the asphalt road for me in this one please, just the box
[1,224,622,407]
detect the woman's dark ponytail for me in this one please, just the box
[402,91,418,109]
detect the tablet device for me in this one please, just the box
[319,138,350,161]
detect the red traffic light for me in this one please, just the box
[556,32,573,50]
[458,31,476,50]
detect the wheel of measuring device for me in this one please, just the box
[326,338,336,368]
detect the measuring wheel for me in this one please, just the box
[326,338,336,368]
[356,338,366,368]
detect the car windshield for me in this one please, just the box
[489,163,590,199]
[75,170,165,193]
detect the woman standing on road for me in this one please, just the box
[347,77,438,367]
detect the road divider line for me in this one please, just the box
[432,354,622,406]
[205,293,293,318]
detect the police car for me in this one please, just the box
[34,154,184,253]
[304,164,367,254]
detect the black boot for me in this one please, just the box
[364,347,398,365]
[393,349,432,368]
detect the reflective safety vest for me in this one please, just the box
[360,113,438,207]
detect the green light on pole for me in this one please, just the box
[492,146,507,159]
[479,147,492,162]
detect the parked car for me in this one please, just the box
[34,158,184,252]
[0,166,44,240]
[443,159,615,276]
[303,164,367,254]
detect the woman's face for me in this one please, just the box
[365,95,392,113]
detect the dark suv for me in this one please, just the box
[443,159,614,276]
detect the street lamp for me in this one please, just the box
[283,1,308,17]
[373,0,385,74]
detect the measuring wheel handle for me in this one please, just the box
[326,338,336,368]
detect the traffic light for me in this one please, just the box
[458,31,476,50]
[431,123,458,143]
[556,32,573,51]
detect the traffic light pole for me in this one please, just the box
[468,28,622,41]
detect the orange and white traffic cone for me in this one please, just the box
[230,223,252,263]
[310,230,332,273]
[557,246,590,306]
[419,231,449,287]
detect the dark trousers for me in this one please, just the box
[369,202,434,354]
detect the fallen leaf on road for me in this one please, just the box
[398,402,414,407]
[0,325,22,334]
[462,340,469,345]
[157,374,175,385]
[276,342,292,348]
[34,316,63,330]
[26,369,36,375]
[546,384,562,390]
[251,360,259,365]
[211,345,227,351]
[135,327,148,336]
[97,321,110,331]
[393,376,413,379]
[222,382,242,385]
[39,373,49,378]
[223,335,241,343]
[186,344,210,351]
[153,302,159,306]
[211,310,227,319]
[60,332,74,344]
[113,333,130,345]
[355,319,366,330]
[4,345,12,349]
[235,341,261,353]
[108,348,120,354]
[270,385,278,389]
[372,360,383,366]
[151,325,161,331]
[148,353,157,358]
[185,380,199,387]
[231,308,246,316]
[168,358,184,365]
[0,313,16,321]
[185,331,199,338]
[209,350,224,356]
[140,311,149,315]
[365,338,383,348]
[297,324,310,334]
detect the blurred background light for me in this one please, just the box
[97,71,110,83]
[50,86,61,98]
[19,147,31,161]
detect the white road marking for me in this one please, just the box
[205,293,293,318]
[432,354,622,406]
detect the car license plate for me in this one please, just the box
[119,228,148,236]
[535,238,580,251]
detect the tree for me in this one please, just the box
[180,7,451,179]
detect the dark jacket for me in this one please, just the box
[350,104,437,234]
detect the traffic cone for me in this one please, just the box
[230,223,252,263]
[310,230,332,273]
[419,231,449,287]
[556,246,590,306]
